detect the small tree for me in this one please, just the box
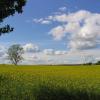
[7,44,24,65]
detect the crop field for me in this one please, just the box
[0,64,100,100]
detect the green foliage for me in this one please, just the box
[7,44,24,65]
[0,65,100,100]
[0,0,26,35]
[96,61,100,65]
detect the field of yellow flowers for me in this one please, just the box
[0,64,100,100]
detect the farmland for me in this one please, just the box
[0,64,100,100]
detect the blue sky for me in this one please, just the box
[1,0,100,47]
[0,0,100,64]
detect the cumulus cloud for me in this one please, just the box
[23,43,39,53]
[0,45,9,64]
[67,11,100,50]
[46,10,100,50]
[0,43,100,64]
[54,50,67,55]
[43,49,54,55]
[49,26,66,40]
[33,10,100,50]
[43,49,67,55]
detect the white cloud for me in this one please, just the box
[0,45,7,57]
[47,16,54,20]
[47,10,91,23]
[59,7,67,12]
[41,20,51,24]
[53,14,68,22]
[33,18,43,23]
[46,10,100,50]
[43,49,54,55]
[33,18,51,24]
[43,49,67,55]
[33,10,100,50]
[68,12,100,50]
[1,10,99,64]
[23,43,39,53]
[54,50,67,55]
[49,26,65,40]
[0,43,100,64]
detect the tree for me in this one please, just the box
[96,61,100,65]
[0,0,26,35]
[7,44,24,65]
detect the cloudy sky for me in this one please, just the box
[0,0,100,64]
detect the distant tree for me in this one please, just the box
[7,44,24,65]
[96,61,100,65]
[0,0,26,35]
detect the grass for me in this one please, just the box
[0,64,100,100]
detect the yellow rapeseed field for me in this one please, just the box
[0,64,100,100]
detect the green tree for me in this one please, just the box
[0,0,26,35]
[7,44,24,65]
[96,61,100,65]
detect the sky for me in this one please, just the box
[0,0,100,64]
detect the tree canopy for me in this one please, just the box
[7,44,24,65]
[0,0,26,35]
